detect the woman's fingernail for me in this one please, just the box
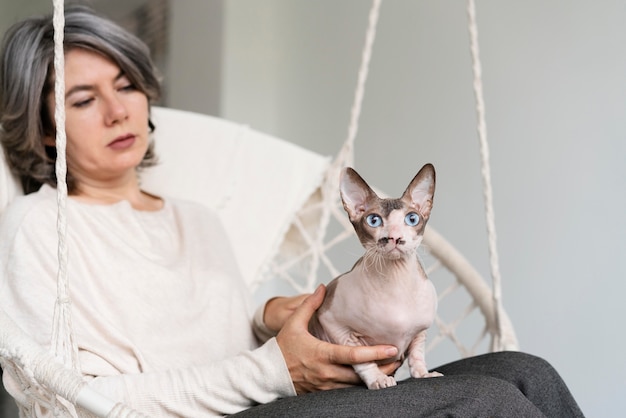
[385,347,398,356]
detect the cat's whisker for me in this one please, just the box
[362,248,376,272]
[372,251,381,273]
[372,250,385,276]
[362,247,385,276]
[376,253,385,275]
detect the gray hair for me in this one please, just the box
[0,5,161,194]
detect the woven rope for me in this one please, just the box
[466,0,505,351]
[50,0,80,371]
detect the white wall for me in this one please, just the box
[221,1,626,417]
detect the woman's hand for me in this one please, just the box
[276,285,401,394]
[264,294,310,333]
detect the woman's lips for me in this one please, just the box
[108,134,136,150]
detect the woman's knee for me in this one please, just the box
[486,351,562,384]
[491,350,552,368]
[450,375,544,417]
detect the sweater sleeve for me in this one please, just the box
[252,302,278,343]
[88,338,295,417]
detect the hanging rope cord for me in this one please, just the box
[333,0,506,350]
[466,0,505,351]
[51,0,78,370]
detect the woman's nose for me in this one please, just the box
[103,95,128,125]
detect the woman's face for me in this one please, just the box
[45,48,150,190]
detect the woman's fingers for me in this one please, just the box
[379,360,403,376]
[291,284,326,322]
[276,285,402,394]
[263,293,310,332]
[328,343,398,366]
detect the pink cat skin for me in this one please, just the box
[309,163,442,389]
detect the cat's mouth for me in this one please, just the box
[380,245,407,259]
[389,247,406,255]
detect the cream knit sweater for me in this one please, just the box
[0,185,295,417]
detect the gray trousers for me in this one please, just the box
[232,351,584,417]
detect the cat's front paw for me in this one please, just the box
[410,367,443,378]
[368,375,397,390]
[423,371,443,378]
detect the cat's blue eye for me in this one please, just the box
[366,214,383,227]
[405,212,420,226]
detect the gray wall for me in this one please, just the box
[1,1,624,417]
[0,0,48,30]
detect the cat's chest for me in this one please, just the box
[322,265,437,343]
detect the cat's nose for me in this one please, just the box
[380,236,405,245]
[387,225,405,244]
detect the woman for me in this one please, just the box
[0,6,584,417]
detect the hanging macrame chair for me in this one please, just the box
[0,0,518,416]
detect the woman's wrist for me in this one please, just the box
[263,297,282,332]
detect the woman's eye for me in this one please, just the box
[405,212,420,226]
[119,84,136,92]
[72,98,93,108]
[366,214,383,227]
[117,77,137,92]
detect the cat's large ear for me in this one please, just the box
[404,163,436,220]
[340,167,377,220]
